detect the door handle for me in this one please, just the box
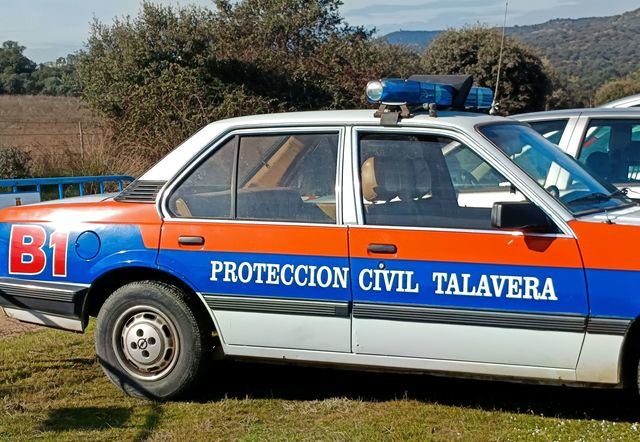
[367,243,397,254]
[178,236,205,246]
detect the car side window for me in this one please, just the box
[236,133,338,223]
[169,132,339,223]
[529,119,569,145]
[358,133,526,230]
[577,119,640,183]
[168,137,235,218]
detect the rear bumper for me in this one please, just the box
[0,277,88,332]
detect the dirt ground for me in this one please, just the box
[0,309,40,339]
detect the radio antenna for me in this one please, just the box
[490,1,509,115]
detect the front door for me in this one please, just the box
[158,129,351,352]
[348,130,588,368]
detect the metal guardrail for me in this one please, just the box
[0,175,134,200]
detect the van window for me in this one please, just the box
[529,119,569,145]
[578,119,640,183]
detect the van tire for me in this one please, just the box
[95,280,205,400]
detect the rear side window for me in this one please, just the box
[237,134,338,223]
[528,119,568,145]
[577,119,640,183]
[169,132,339,223]
[168,138,235,218]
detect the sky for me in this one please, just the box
[0,0,637,63]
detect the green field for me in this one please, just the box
[1,326,640,441]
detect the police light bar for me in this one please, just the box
[366,79,454,107]
[465,87,494,110]
[365,75,494,112]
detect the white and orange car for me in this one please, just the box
[2,76,640,401]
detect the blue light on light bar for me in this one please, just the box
[366,79,454,107]
[465,86,494,109]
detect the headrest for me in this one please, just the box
[361,156,431,202]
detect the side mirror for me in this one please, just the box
[491,201,559,233]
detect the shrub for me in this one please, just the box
[76,0,421,162]
[594,78,640,106]
[421,26,552,114]
[0,146,31,179]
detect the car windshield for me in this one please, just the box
[478,123,635,216]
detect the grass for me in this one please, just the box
[1,326,640,441]
[0,95,101,162]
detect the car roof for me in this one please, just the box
[204,109,503,130]
[140,109,510,182]
[513,107,640,121]
[600,94,640,108]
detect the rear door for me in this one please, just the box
[158,128,351,352]
[348,128,589,369]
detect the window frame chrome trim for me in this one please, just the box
[159,126,347,226]
[351,125,575,237]
[345,223,570,237]
[567,114,590,159]
[557,116,581,153]
[341,126,359,225]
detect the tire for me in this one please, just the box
[95,280,207,400]
[633,352,640,401]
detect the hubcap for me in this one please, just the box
[112,306,180,381]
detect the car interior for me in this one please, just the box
[170,134,338,223]
[359,137,495,229]
[581,121,640,183]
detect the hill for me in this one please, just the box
[381,30,439,50]
[382,8,640,99]
[509,8,640,96]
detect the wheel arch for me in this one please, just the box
[83,266,215,334]
[620,315,640,389]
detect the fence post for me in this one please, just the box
[78,121,85,161]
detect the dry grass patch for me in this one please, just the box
[0,95,147,178]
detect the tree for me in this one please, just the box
[0,41,36,94]
[543,64,583,110]
[421,27,552,114]
[29,55,80,96]
[0,41,79,96]
[210,0,421,109]
[77,0,421,163]
[594,78,640,106]
[77,2,264,159]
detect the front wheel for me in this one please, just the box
[95,281,207,400]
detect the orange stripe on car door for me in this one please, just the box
[161,222,348,256]
[349,227,583,268]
